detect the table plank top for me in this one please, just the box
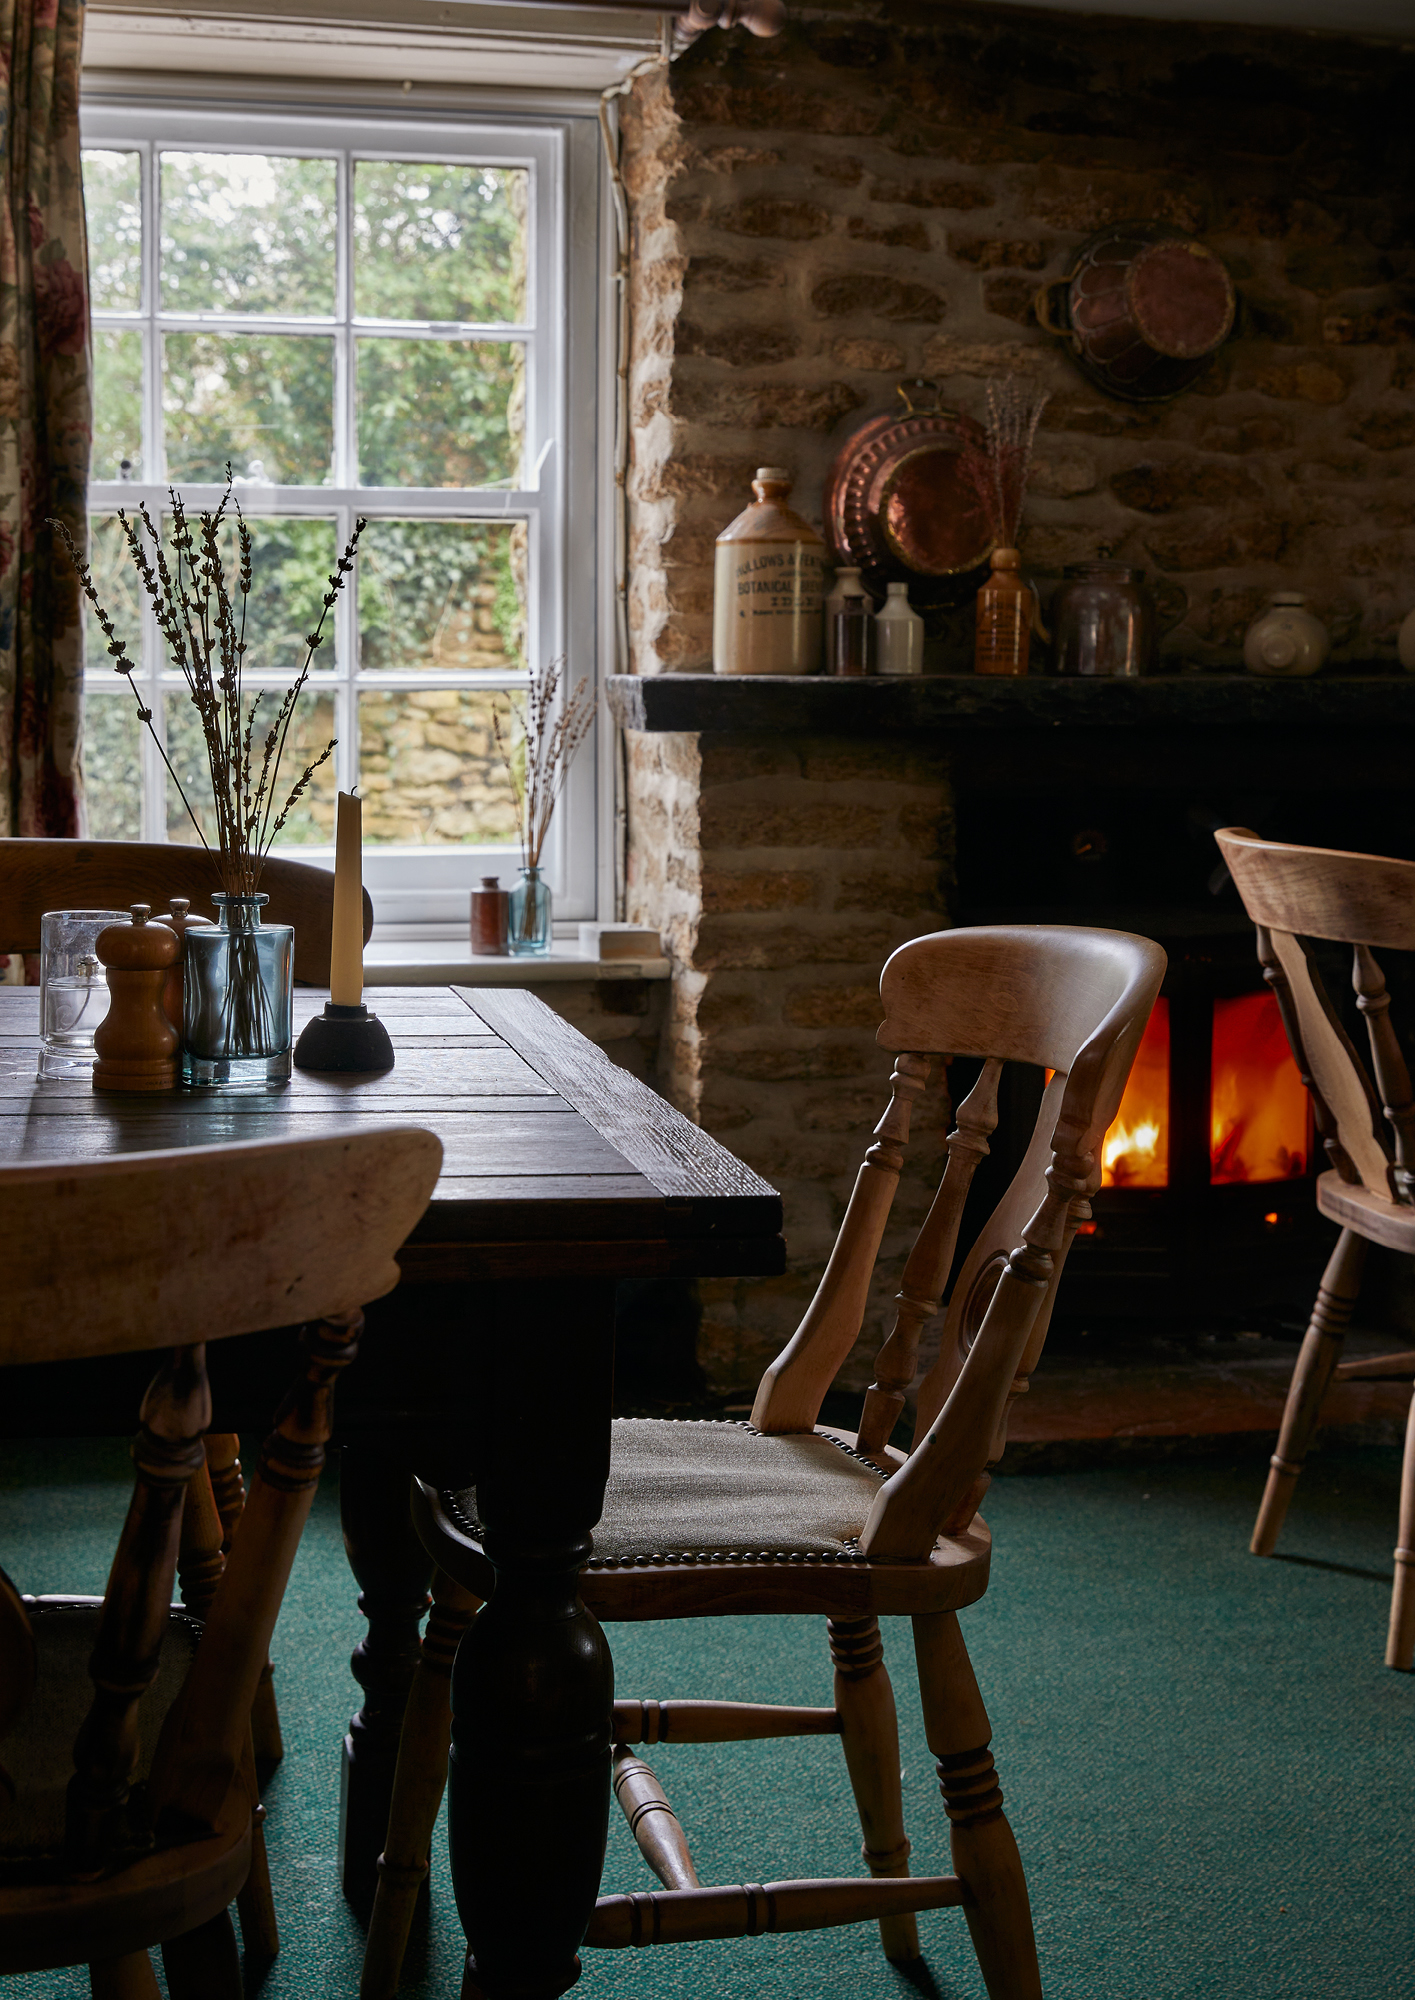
[0,985,785,1282]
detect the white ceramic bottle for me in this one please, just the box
[1398,607,1415,672]
[712,466,826,675]
[1243,592,1329,678]
[822,566,868,673]
[875,581,925,676]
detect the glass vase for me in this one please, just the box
[182,893,294,1091]
[508,865,552,957]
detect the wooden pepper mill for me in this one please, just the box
[93,904,180,1093]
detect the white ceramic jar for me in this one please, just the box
[1242,592,1329,678]
[875,581,925,676]
[1398,607,1415,672]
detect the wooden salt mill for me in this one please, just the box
[155,896,214,1034]
[93,904,180,1092]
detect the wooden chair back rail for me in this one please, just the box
[0,1128,442,1366]
[752,926,1164,1563]
[0,838,372,986]
[1218,829,1415,1210]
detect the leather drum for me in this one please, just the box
[823,380,992,609]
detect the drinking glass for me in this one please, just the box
[37,910,129,1078]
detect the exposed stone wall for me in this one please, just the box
[627,727,955,1393]
[538,975,667,1083]
[618,0,1415,1396]
[621,1,1415,674]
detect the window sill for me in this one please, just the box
[363,941,671,986]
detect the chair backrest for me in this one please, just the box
[0,837,373,985]
[0,1129,442,1872]
[1216,827,1415,1210]
[749,925,1165,1562]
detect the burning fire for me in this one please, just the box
[1209,991,1308,1184]
[1100,1001,1170,1188]
[1096,990,1310,1190]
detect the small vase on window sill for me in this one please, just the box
[493,658,597,965]
[509,865,552,957]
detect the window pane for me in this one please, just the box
[359,688,520,844]
[160,153,337,315]
[356,338,522,488]
[165,686,337,846]
[82,690,142,839]
[160,513,340,675]
[163,332,334,485]
[354,161,528,324]
[92,327,143,480]
[84,149,143,312]
[84,515,144,673]
[358,519,526,672]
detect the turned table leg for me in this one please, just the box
[340,1445,435,1910]
[447,1281,616,2000]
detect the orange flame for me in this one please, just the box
[1209,991,1308,1185]
[1100,1000,1170,1188]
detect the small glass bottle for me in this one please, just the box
[875,582,925,676]
[470,875,509,956]
[833,595,873,677]
[823,566,868,674]
[509,865,552,958]
[974,546,1032,677]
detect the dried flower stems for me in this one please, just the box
[54,473,363,899]
[958,379,1050,552]
[493,657,595,872]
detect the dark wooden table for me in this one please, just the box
[0,982,784,1999]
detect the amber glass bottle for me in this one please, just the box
[974,547,1031,676]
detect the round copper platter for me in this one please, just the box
[824,388,992,608]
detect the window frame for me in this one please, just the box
[80,91,608,935]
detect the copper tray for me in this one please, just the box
[823,380,991,608]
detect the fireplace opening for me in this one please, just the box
[1099,990,1310,1192]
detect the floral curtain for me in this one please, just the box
[0,0,87,841]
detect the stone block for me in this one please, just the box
[676,320,802,367]
[700,738,801,784]
[870,178,991,210]
[921,335,1051,378]
[1143,513,1288,570]
[811,272,947,322]
[694,916,900,970]
[1042,396,1159,439]
[1111,460,1264,512]
[982,273,1039,324]
[711,195,834,240]
[834,867,947,918]
[798,739,946,785]
[948,235,1050,270]
[1249,361,1350,405]
[1350,410,1415,451]
[1198,416,1295,453]
[847,215,932,251]
[714,1037,872,1082]
[833,335,908,370]
[700,798,889,850]
[672,376,865,431]
[1323,307,1415,346]
[672,76,885,139]
[1030,450,1099,498]
[783,983,885,1029]
[684,254,786,293]
[702,869,820,914]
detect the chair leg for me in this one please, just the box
[361,1568,482,2000]
[160,1910,242,2000]
[912,1610,1040,2000]
[827,1615,918,1965]
[89,1953,161,2000]
[1386,1380,1415,1670]
[1252,1228,1368,1557]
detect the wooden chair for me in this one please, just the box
[360,923,1165,2000]
[0,836,373,985]
[1217,827,1415,1670]
[0,1126,442,1998]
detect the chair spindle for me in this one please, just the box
[856,1061,1000,1460]
[1352,943,1415,1204]
[612,1746,700,1891]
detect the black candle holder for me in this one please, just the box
[293,1001,395,1075]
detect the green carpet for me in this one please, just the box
[1,1437,1410,1999]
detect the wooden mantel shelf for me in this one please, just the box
[606,670,1415,735]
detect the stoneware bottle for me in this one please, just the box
[822,565,868,673]
[1243,591,1329,678]
[470,875,509,956]
[93,904,180,1093]
[974,547,1032,676]
[713,466,826,675]
[876,581,925,676]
